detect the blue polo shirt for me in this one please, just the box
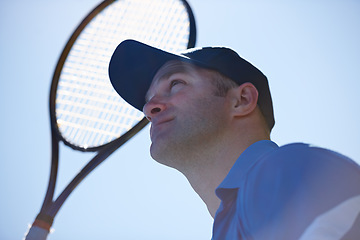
[212,140,360,240]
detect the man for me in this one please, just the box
[109,39,360,239]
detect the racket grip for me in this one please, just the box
[24,214,53,240]
[24,225,49,240]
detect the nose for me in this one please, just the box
[143,96,166,122]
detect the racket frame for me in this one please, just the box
[32,0,196,232]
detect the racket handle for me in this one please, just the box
[24,214,53,240]
[24,225,49,240]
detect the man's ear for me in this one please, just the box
[230,82,258,117]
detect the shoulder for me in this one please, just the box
[251,142,360,181]
[244,142,360,205]
[239,143,360,239]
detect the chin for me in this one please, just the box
[149,143,179,169]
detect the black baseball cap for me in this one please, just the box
[109,39,275,129]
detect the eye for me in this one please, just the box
[170,79,185,89]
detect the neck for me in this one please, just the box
[178,132,268,218]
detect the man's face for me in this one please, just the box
[143,61,231,169]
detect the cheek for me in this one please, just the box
[185,95,228,125]
[172,86,229,121]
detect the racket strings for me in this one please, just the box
[56,0,192,149]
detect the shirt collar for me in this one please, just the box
[215,140,278,200]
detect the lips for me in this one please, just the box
[150,117,174,139]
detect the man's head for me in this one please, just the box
[141,60,237,165]
[109,39,275,130]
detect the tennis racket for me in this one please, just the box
[24,0,196,239]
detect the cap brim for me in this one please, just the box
[109,40,189,111]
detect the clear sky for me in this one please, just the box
[1,0,359,239]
